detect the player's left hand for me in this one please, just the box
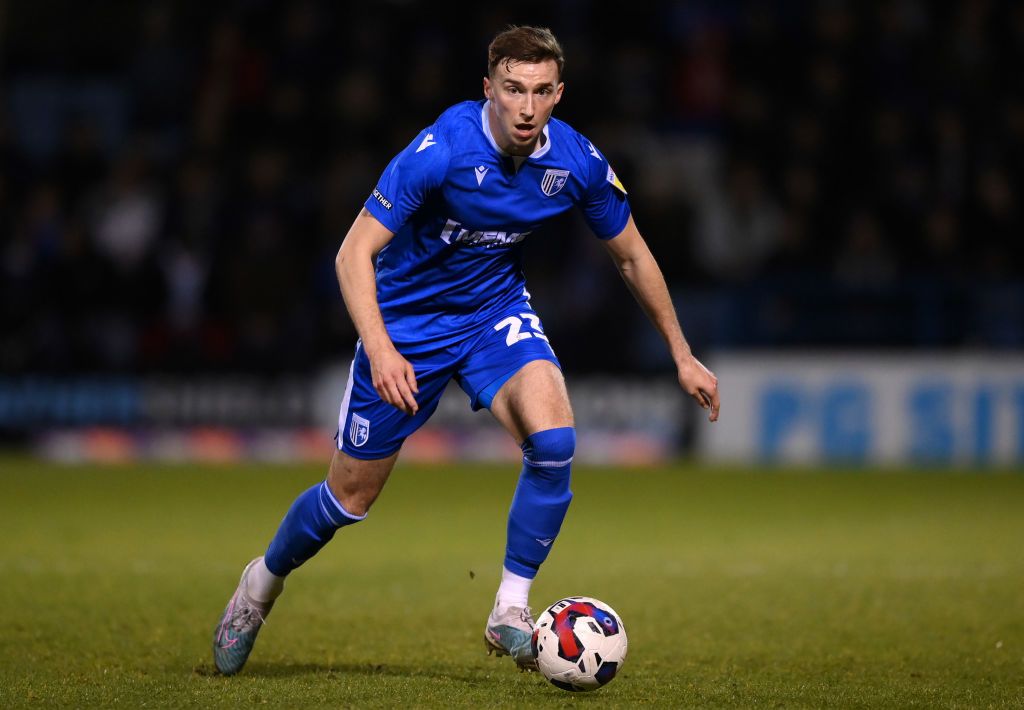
[677,355,719,422]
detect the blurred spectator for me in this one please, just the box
[694,161,781,283]
[85,148,163,270]
[833,211,898,291]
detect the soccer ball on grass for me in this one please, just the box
[532,596,627,692]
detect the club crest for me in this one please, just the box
[540,169,570,197]
[349,413,370,447]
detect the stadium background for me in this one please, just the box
[1,0,1022,464]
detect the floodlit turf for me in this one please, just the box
[1,457,1023,708]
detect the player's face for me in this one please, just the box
[483,59,564,156]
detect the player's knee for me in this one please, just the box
[326,451,394,518]
[331,489,373,518]
[325,474,378,518]
[522,426,576,477]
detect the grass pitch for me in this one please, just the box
[1,458,1022,708]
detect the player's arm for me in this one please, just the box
[602,216,720,421]
[336,208,419,415]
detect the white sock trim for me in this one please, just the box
[524,455,574,468]
[496,566,533,612]
[246,557,285,603]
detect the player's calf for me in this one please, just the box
[504,426,576,578]
[263,479,367,576]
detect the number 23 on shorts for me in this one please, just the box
[493,313,550,347]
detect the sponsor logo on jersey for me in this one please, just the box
[372,188,393,210]
[540,168,570,197]
[439,218,530,248]
[415,132,436,153]
[474,165,489,186]
[606,165,627,194]
[588,142,602,160]
[536,538,554,547]
[349,413,370,447]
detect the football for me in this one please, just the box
[531,596,627,692]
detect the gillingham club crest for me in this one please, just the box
[540,169,570,196]
[349,413,370,447]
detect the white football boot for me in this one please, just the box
[484,597,538,671]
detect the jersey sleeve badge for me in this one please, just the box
[606,165,627,194]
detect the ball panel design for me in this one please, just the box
[594,660,619,685]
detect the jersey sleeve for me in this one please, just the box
[579,142,631,239]
[364,127,451,233]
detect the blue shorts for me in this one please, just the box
[336,303,560,460]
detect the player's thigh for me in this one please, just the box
[489,359,574,444]
[337,341,451,459]
[455,305,572,443]
[326,448,398,517]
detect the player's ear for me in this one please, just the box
[483,76,492,100]
[553,82,564,105]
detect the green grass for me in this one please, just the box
[1,458,1023,708]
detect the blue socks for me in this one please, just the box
[262,428,575,581]
[263,480,365,577]
[504,427,576,579]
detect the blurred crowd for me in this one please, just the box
[1,0,1022,376]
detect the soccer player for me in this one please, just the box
[212,25,719,675]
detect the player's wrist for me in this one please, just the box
[361,334,398,360]
[669,343,693,369]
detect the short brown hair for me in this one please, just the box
[487,26,565,79]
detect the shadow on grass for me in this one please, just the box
[193,661,612,700]
[195,661,492,686]
[194,659,614,696]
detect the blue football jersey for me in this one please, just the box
[363,100,631,352]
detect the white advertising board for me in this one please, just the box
[699,354,1024,465]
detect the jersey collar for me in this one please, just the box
[481,101,552,161]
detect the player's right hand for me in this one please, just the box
[368,347,419,416]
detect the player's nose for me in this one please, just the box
[521,94,535,119]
